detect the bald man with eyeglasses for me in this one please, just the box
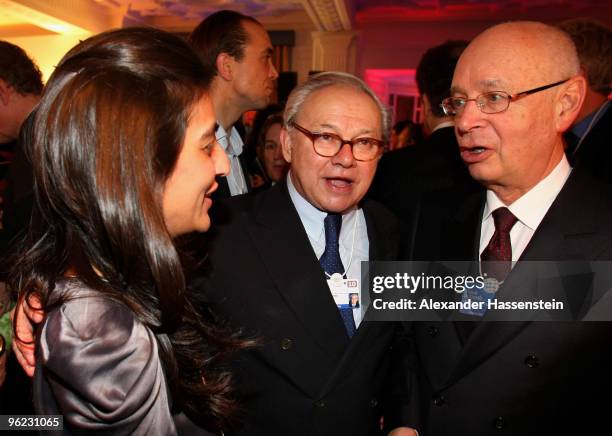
[388,21,612,436]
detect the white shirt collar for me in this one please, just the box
[215,124,243,157]
[484,155,571,231]
[286,170,358,244]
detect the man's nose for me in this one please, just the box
[331,142,356,167]
[269,62,279,80]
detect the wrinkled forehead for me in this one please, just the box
[300,85,382,126]
[453,30,553,93]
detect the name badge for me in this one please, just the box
[326,273,360,309]
[458,277,499,317]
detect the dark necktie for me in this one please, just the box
[481,207,518,283]
[319,213,356,338]
[456,207,518,343]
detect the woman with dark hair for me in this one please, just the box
[255,113,288,186]
[8,27,243,434]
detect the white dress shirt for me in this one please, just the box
[479,156,572,262]
[216,124,248,196]
[287,172,369,327]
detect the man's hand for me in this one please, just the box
[10,295,44,377]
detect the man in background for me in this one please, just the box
[189,10,278,197]
[558,19,612,184]
[0,41,40,147]
[0,41,41,418]
[369,40,476,235]
[0,41,42,240]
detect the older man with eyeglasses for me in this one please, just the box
[388,21,612,436]
[187,71,412,435]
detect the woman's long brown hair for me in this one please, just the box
[8,27,246,431]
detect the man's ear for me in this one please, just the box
[216,52,234,81]
[0,79,12,106]
[555,75,586,132]
[280,127,293,163]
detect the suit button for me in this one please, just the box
[432,394,446,406]
[315,400,325,408]
[370,398,378,408]
[428,326,439,337]
[280,338,293,350]
[494,416,505,430]
[524,354,539,368]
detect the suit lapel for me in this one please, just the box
[419,190,485,387]
[443,190,532,386]
[362,200,400,262]
[441,189,485,262]
[246,184,350,361]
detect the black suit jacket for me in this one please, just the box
[192,183,402,435]
[397,168,612,435]
[369,126,478,231]
[571,103,612,185]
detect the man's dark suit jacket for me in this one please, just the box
[395,168,612,435]
[192,182,402,435]
[368,126,477,231]
[571,103,612,185]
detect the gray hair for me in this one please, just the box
[283,71,391,142]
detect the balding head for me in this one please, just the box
[450,21,586,204]
[458,21,580,91]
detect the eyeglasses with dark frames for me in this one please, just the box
[289,122,384,162]
[441,78,570,116]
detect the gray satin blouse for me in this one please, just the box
[33,279,211,435]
